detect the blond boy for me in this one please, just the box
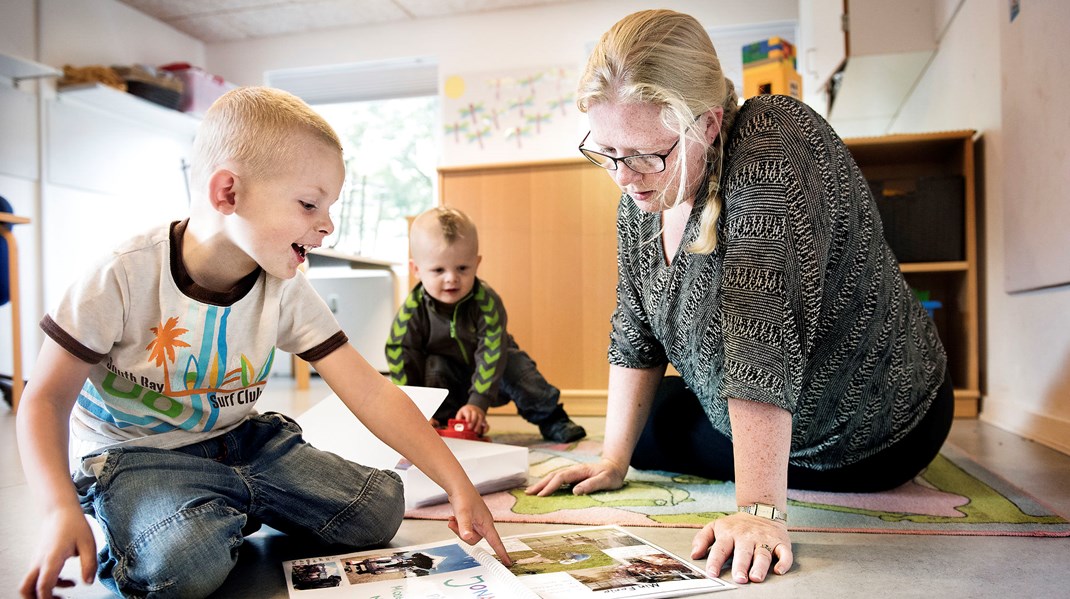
[17,87,508,599]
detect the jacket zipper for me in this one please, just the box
[450,302,469,365]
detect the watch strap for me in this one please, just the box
[738,502,788,523]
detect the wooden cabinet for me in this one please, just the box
[844,130,981,417]
[439,159,620,415]
[441,131,982,418]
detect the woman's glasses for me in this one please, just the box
[578,131,679,174]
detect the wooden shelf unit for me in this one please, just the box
[844,130,981,417]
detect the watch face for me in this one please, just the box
[740,503,786,522]
[754,504,776,519]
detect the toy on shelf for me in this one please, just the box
[437,418,489,442]
[742,36,802,100]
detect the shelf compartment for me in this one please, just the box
[900,261,969,273]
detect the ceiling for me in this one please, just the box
[116,0,579,43]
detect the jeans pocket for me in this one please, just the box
[87,449,124,492]
[259,410,303,434]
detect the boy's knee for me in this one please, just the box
[322,469,405,548]
[106,500,244,598]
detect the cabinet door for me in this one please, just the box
[439,160,620,393]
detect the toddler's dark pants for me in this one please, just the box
[425,341,565,426]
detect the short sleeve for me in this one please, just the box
[718,97,834,411]
[275,271,346,357]
[46,254,131,361]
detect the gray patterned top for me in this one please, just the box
[608,95,947,470]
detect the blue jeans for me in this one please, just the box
[78,412,405,598]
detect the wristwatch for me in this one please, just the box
[738,502,788,523]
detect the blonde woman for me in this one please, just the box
[528,9,953,586]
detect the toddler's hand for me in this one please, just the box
[456,405,489,436]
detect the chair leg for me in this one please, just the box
[1,227,24,412]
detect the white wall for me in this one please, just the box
[893,0,1070,454]
[0,0,205,381]
[0,0,42,383]
[207,0,798,88]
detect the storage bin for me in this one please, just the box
[869,175,965,262]
[112,65,183,110]
[160,63,236,117]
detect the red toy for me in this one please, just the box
[437,418,490,442]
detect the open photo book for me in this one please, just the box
[282,525,735,598]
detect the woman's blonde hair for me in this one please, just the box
[578,9,739,254]
[190,86,342,190]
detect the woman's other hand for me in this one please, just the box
[524,457,627,497]
[690,512,793,584]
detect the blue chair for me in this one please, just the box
[1,195,30,410]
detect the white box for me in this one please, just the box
[397,437,528,508]
[295,388,528,509]
[306,267,394,372]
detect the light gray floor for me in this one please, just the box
[4,376,1070,598]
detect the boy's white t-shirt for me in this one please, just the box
[42,221,346,462]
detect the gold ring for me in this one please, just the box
[758,543,773,553]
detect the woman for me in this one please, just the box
[527,9,953,585]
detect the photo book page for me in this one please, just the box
[282,525,735,598]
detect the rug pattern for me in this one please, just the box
[405,434,1070,536]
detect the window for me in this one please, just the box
[266,57,439,262]
[314,96,438,261]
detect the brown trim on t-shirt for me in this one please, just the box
[40,314,106,364]
[297,330,349,363]
[169,220,263,307]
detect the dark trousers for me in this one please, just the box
[425,346,564,426]
[631,373,955,492]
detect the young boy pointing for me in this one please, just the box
[17,87,509,599]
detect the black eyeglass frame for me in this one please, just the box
[578,131,680,175]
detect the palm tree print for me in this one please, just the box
[146,316,190,394]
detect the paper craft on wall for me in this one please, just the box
[441,65,580,166]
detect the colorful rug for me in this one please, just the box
[405,434,1070,537]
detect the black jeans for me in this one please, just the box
[425,346,563,426]
[631,372,955,492]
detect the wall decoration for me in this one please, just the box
[441,65,581,166]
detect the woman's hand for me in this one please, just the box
[445,486,512,566]
[690,512,793,584]
[524,457,628,497]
